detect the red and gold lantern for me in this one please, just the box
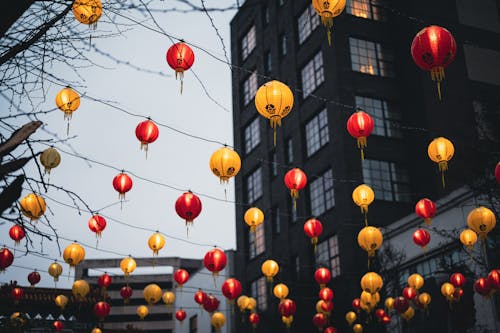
[304,218,323,252]
[415,198,436,225]
[279,299,296,317]
[28,271,41,287]
[9,225,25,245]
[112,172,132,201]
[166,42,195,93]
[412,229,430,250]
[94,301,111,321]
[0,248,14,271]
[175,309,187,322]
[314,267,331,288]
[204,248,227,277]
[347,110,374,160]
[135,119,159,157]
[120,285,133,304]
[221,278,242,303]
[175,191,202,235]
[174,269,189,288]
[88,215,106,238]
[284,168,307,208]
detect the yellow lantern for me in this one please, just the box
[357,226,383,258]
[353,323,363,333]
[407,273,424,290]
[55,87,80,122]
[244,207,264,233]
[282,315,293,328]
[273,283,289,300]
[91,328,103,333]
[311,0,346,45]
[360,291,376,309]
[143,284,163,305]
[246,297,257,312]
[72,0,103,27]
[19,193,46,220]
[316,300,330,315]
[211,312,226,331]
[360,272,383,294]
[352,184,375,218]
[418,292,431,309]
[254,80,294,146]
[345,311,357,326]
[401,306,415,321]
[460,229,478,252]
[162,291,175,307]
[261,259,279,282]
[384,297,394,311]
[237,295,249,312]
[148,232,166,256]
[40,147,61,175]
[209,146,241,183]
[467,207,496,240]
[120,256,137,277]
[48,261,63,283]
[137,305,149,320]
[54,295,68,310]
[427,137,454,187]
[72,279,90,301]
[441,282,455,301]
[63,243,85,268]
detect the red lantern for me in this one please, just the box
[381,315,391,324]
[88,215,107,238]
[53,320,64,332]
[324,327,338,333]
[319,287,334,302]
[249,313,260,328]
[28,271,41,287]
[9,225,25,245]
[284,168,307,207]
[314,267,331,288]
[120,285,133,304]
[175,191,202,234]
[474,277,491,296]
[112,172,133,200]
[450,273,466,289]
[0,247,14,271]
[203,248,227,277]
[175,309,187,322]
[402,287,417,301]
[98,273,112,293]
[495,162,500,184]
[453,288,464,301]
[347,110,374,160]
[94,301,111,321]
[222,278,242,302]
[352,298,361,311]
[375,308,386,320]
[166,42,195,93]
[11,287,24,304]
[135,119,159,157]
[312,313,327,330]
[411,25,457,100]
[393,296,409,313]
[412,229,430,250]
[304,218,323,251]
[320,300,334,313]
[487,269,500,290]
[174,269,189,288]
[194,289,207,307]
[278,299,296,317]
[415,198,436,225]
[203,294,220,313]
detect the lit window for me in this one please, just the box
[349,38,395,77]
[301,51,325,98]
[316,235,340,278]
[246,167,263,204]
[309,169,335,216]
[306,109,329,156]
[355,96,402,138]
[346,0,387,20]
[298,4,320,44]
[362,159,411,202]
[241,26,256,60]
[244,117,260,154]
[249,223,265,259]
[286,138,293,163]
[280,34,287,56]
[272,207,281,235]
[251,277,267,310]
[243,72,258,105]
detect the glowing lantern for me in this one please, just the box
[94,301,110,321]
[27,271,41,287]
[460,229,478,253]
[353,323,363,333]
[261,259,279,282]
[415,198,436,225]
[325,327,338,333]
[352,298,361,310]
[375,309,386,320]
[313,313,328,330]
[166,42,195,93]
[304,218,323,251]
[53,320,64,332]
[319,287,334,302]
[91,328,103,333]
[357,226,383,258]
[402,287,417,301]
[282,315,294,328]
[48,261,63,284]
[0,248,13,271]
[467,207,496,240]
[384,297,394,311]
[441,282,455,301]
[347,110,374,160]
[411,25,457,99]
[496,162,500,184]
[284,168,307,208]
[352,184,375,221]
[487,269,500,291]
[148,232,166,256]
[474,277,491,296]
[120,256,137,277]
[40,147,61,174]
[244,207,264,233]
[120,285,133,304]
[174,269,189,288]
[279,299,296,317]
[137,305,149,320]
[203,294,220,313]
[360,291,379,309]
[55,295,68,310]
[246,297,257,312]
[194,289,207,307]
[209,146,241,184]
[401,306,415,321]
[19,193,46,220]
[249,313,260,328]
[162,291,175,307]
[407,274,424,290]
[450,273,466,289]
[345,311,357,326]
[176,309,187,323]
[72,280,90,301]
[63,243,85,269]
[412,229,430,250]
[273,283,289,300]
[318,300,334,314]
[237,295,249,312]
[418,293,431,309]
[135,119,159,157]
[112,172,133,201]
[72,0,102,27]
[97,273,112,295]
[11,287,24,304]
[144,284,163,305]
[315,267,331,288]
[9,225,25,245]
[88,215,106,239]
[221,278,242,303]
[427,137,454,187]
[311,0,346,45]
[55,87,80,133]
[360,272,383,294]
[211,312,226,331]
[393,296,409,313]
[175,191,202,235]
[255,80,294,145]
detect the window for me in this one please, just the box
[291,255,300,280]
[301,51,325,97]
[362,159,411,202]
[272,207,280,235]
[305,109,329,156]
[309,169,335,216]
[249,223,265,259]
[280,34,287,56]
[298,4,320,44]
[355,96,402,138]
[264,51,272,74]
[251,277,267,310]
[263,6,270,24]
[241,26,256,60]
[316,235,341,278]
[286,138,293,163]
[245,118,260,154]
[349,38,395,77]
[246,167,263,203]
[278,0,285,6]
[271,151,278,177]
[346,0,387,20]
[243,72,258,105]
[189,315,197,333]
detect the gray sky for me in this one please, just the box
[0,1,239,289]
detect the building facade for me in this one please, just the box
[230,0,500,332]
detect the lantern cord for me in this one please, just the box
[224,188,227,201]
[441,171,446,188]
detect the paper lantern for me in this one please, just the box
[55,87,80,131]
[384,297,394,311]
[120,256,137,277]
[319,287,334,302]
[402,287,417,301]
[88,215,107,238]
[495,162,500,184]
[175,191,202,234]
[11,287,24,304]
[261,259,279,282]
[135,119,159,157]
[143,284,163,305]
[393,296,409,313]
[273,283,289,300]
[203,294,220,313]
[315,267,331,288]
[412,228,430,250]
[311,0,346,44]
[375,308,386,320]
[467,206,496,240]
[304,218,323,251]
[112,172,133,201]
[313,313,328,330]
[352,184,375,217]
[53,320,64,332]
[441,282,455,301]
[94,301,110,321]
[97,273,112,294]
[63,243,85,269]
[249,313,260,328]
[27,271,41,287]
[120,285,133,304]
[278,299,296,317]
[166,42,195,93]
[360,272,383,294]
[282,315,293,328]
[211,312,226,331]
[19,193,46,220]
[0,248,13,272]
[194,289,207,307]
[353,323,363,333]
[209,146,241,184]
[48,261,63,283]
[137,305,149,319]
[72,280,90,301]
[428,137,454,187]
[73,0,102,26]
[352,298,361,310]
[450,273,466,289]
[237,295,249,312]
[345,311,356,325]
[415,198,436,225]
[244,207,264,233]
[40,147,61,174]
[357,226,383,257]
[487,269,500,291]
[204,248,227,277]
[284,168,307,207]
[91,328,103,333]
[418,293,431,309]
[460,229,478,252]
[55,295,68,310]
[474,277,491,296]
[401,306,415,321]
[162,291,175,307]
[347,110,374,160]
[222,278,242,302]
[148,232,166,256]
[174,269,189,288]
[9,225,25,245]
[407,273,424,290]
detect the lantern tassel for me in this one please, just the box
[424,218,432,226]
[438,161,448,188]
[320,16,333,46]
[431,67,445,101]
[357,137,367,160]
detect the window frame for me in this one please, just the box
[251,277,268,310]
[362,159,411,202]
[249,223,265,259]
[346,0,387,21]
[242,71,258,106]
[355,96,402,138]
[246,167,263,204]
[241,26,257,61]
[297,4,320,44]
[349,37,395,77]
[305,108,330,157]
[315,235,341,278]
[244,117,261,154]
[309,169,335,217]
[301,51,325,98]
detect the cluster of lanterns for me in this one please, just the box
[441,273,466,303]
[474,269,500,297]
